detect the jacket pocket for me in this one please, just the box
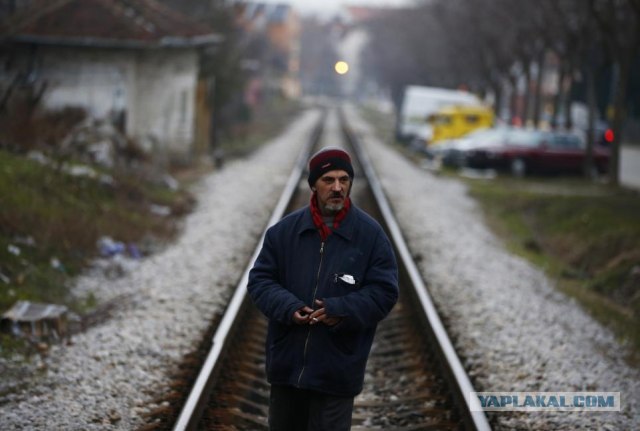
[334,273,360,288]
[330,330,356,356]
[267,325,305,382]
[324,272,362,298]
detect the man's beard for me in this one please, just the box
[324,201,344,214]
[323,191,346,214]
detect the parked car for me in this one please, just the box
[595,122,615,147]
[427,105,495,144]
[431,127,511,168]
[463,129,610,176]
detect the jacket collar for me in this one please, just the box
[299,204,356,242]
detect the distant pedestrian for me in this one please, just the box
[248,147,399,430]
[212,147,225,169]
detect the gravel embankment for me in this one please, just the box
[0,109,321,430]
[344,105,640,430]
[2,104,638,431]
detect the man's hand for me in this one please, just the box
[293,306,314,325]
[309,299,342,326]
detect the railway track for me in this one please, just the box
[141,107,491,430]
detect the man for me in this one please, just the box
[247,147,399,430]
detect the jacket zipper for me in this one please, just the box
[297,240,324,386]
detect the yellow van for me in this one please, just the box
[428,105,494,144]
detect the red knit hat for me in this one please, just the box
[307,147,354,188]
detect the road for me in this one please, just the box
[621,145,640,190]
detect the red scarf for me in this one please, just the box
[310,192,351,241]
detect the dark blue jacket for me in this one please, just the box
[247,203,398,397]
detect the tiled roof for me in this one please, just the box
[270,4,288,23]
[2,0,220,48]
[346,6,389,23]
[239,2,290,24]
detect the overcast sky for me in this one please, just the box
[257,0,416,16]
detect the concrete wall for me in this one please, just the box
[131,49,198,161]
[33,45,199,161]
[39,47,131,120]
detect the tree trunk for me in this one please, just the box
[551,61,566,129]
[522,61,532,126]
[532,51,546,128]
[608,55,631,185]
[563,64,574,130]
[492,78,503,122]
[509,75,519,125]
[584,55,597,178]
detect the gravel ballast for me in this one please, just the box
[344,105,639,430]
[0,109,321,430]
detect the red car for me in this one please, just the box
[464,129,610,176]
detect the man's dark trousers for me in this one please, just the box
[269,384,354,430]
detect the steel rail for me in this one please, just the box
[172,106,490,430]
[172,112,324,431]
[341,108,492,431]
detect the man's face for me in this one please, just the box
[313,169,351,216]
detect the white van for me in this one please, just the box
[396,85,482,146]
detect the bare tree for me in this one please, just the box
[590,0,640,185]
[543,0,590,129]
[540,0,604,176]
[362,5,448,108]
[359,0,639,170]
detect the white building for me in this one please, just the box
[1,0,221,162]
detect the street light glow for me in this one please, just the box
[334,61,349,75]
